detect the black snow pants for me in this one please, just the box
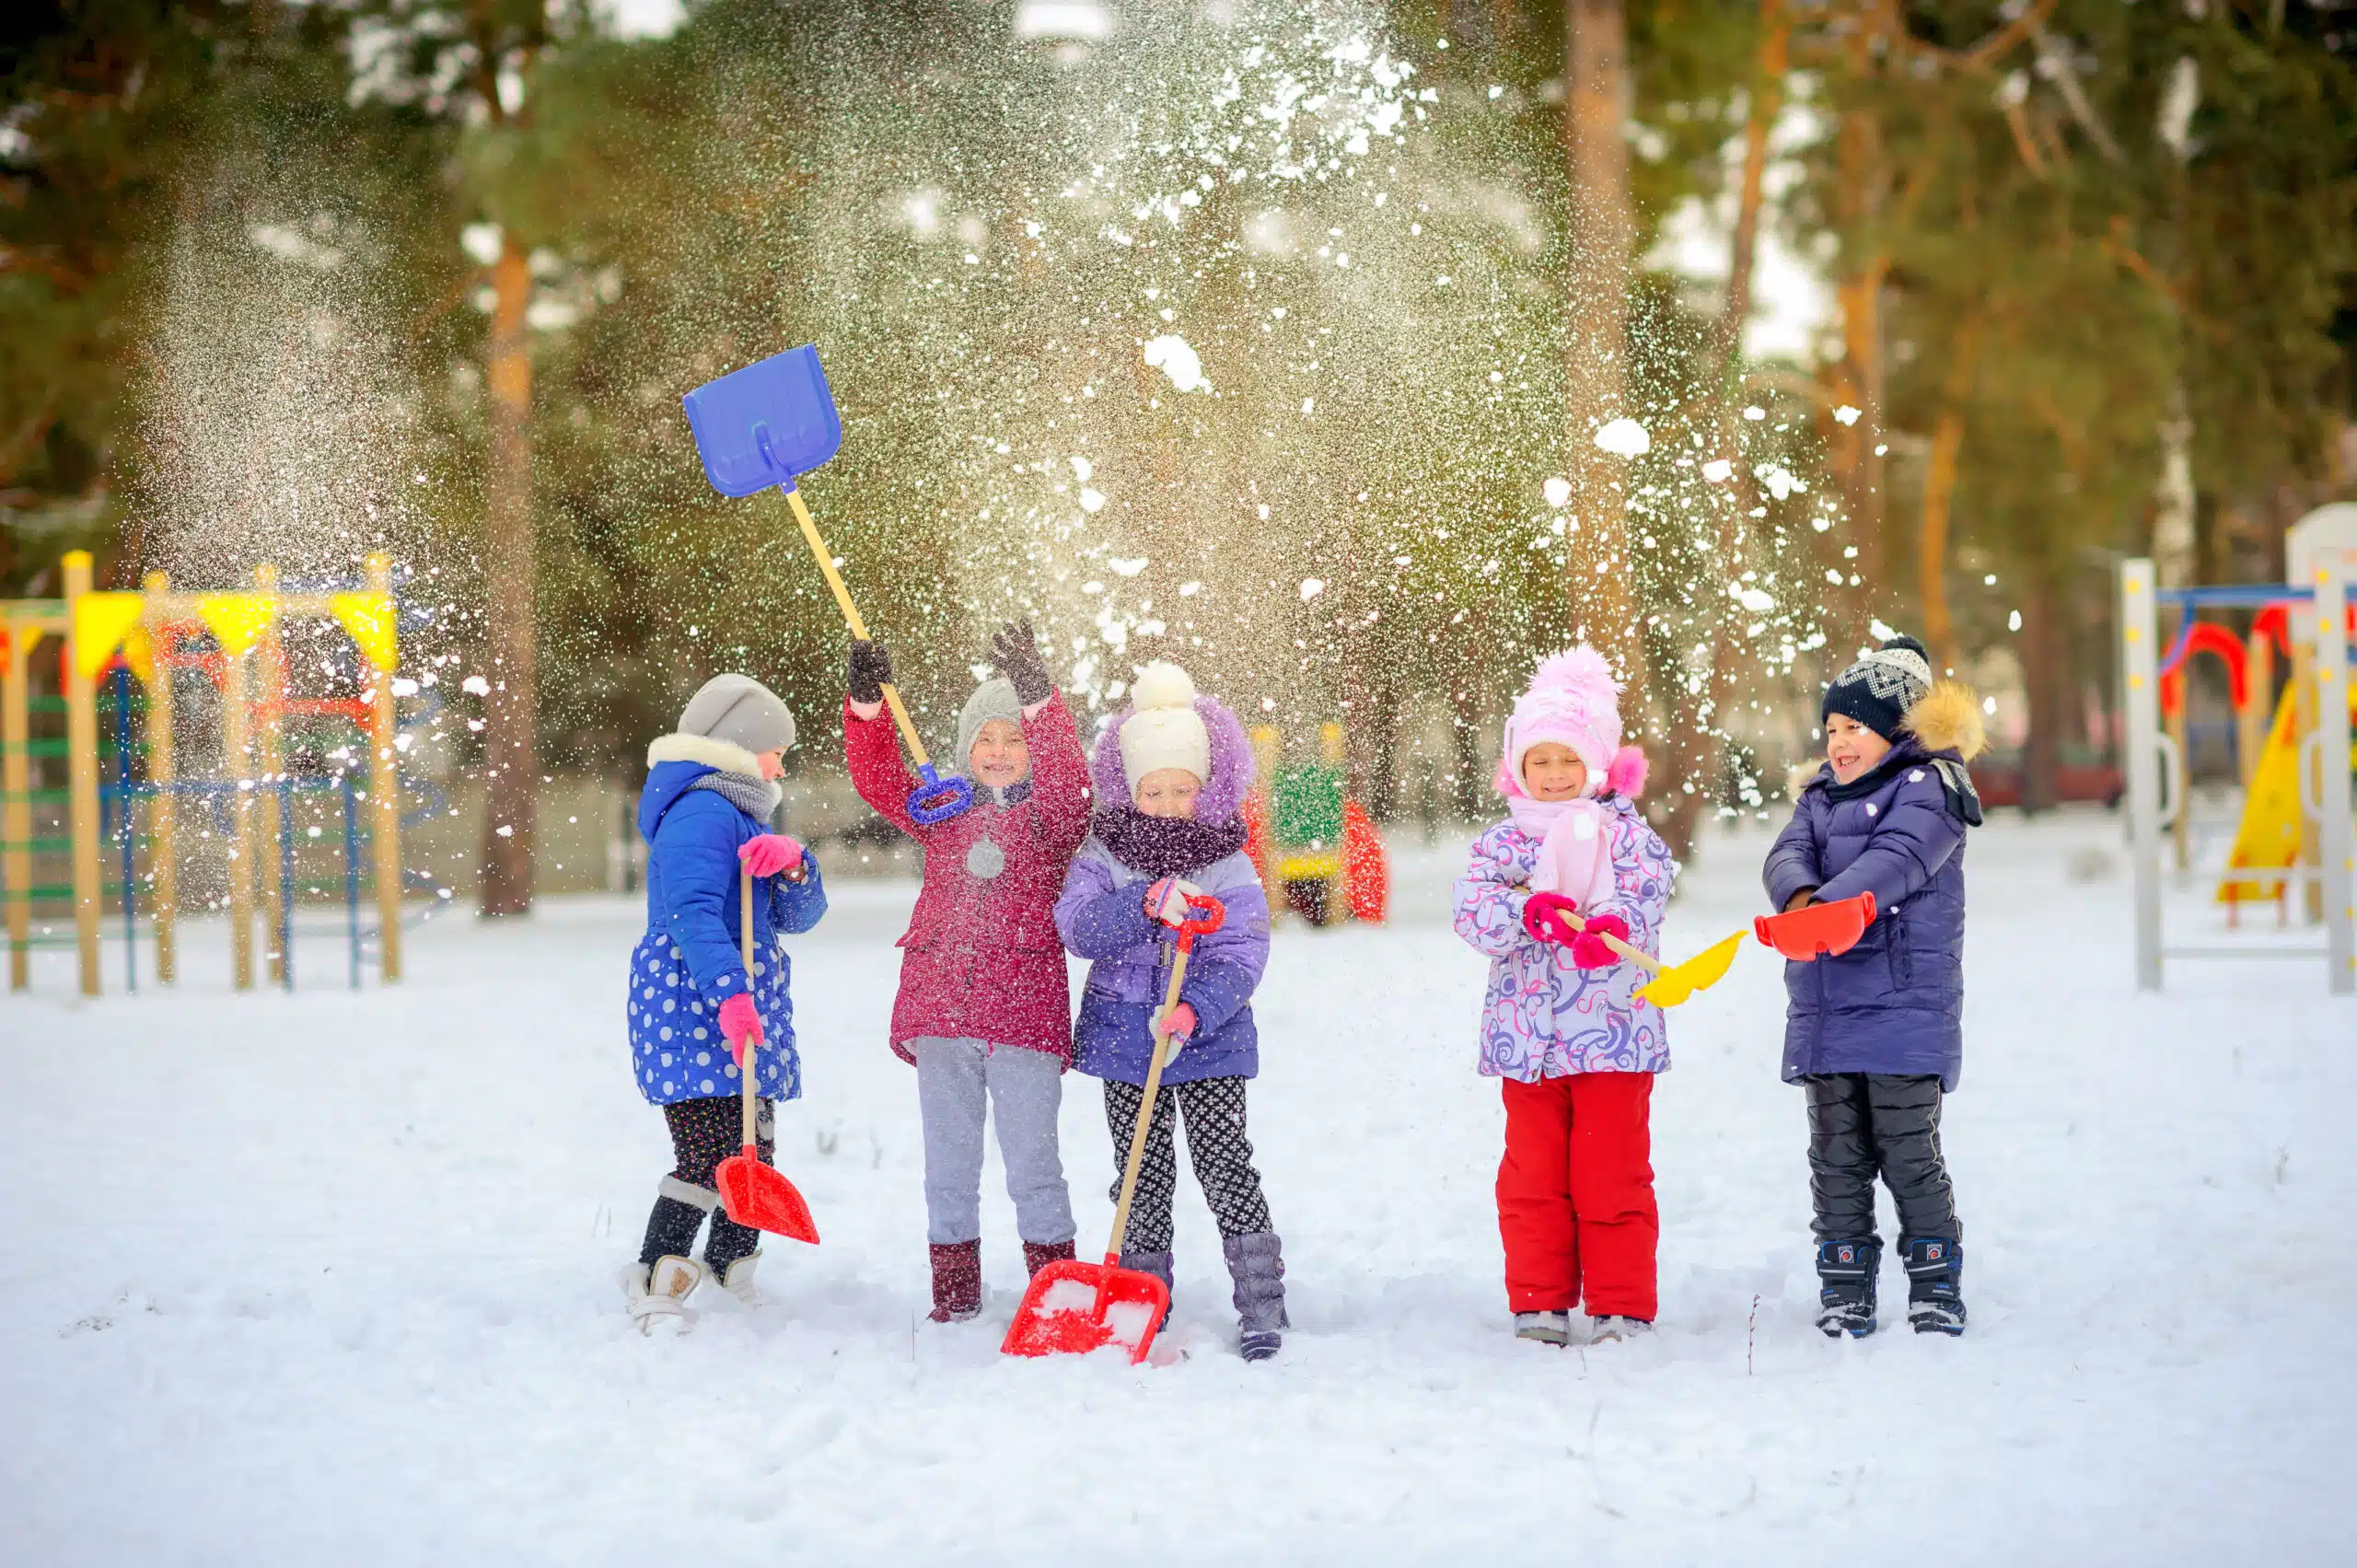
[639,1095,774,1274]
[1803,1074,1959,1244]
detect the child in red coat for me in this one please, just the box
[843,621,1093,1321]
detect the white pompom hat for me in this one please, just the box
[1118,661,1212,798]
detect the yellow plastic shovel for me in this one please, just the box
[1523,892,1744,1007]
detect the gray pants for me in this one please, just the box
[911,1037,1076,1247]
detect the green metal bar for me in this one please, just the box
[0,791,74,804]
[0,836,75,851]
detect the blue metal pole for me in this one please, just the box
[278,777,296,993]
[113,667,135,993]
[342,772,361,991]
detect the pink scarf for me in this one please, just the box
[1505,793,1616,912]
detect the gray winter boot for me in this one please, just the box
[1118,1249,1175,1332]
[1223,1231,1288,1362]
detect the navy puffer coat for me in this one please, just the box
[1762,739,1970,1090]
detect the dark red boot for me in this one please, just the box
[1022,1238,1077,1278]
[929,1240,982,1323]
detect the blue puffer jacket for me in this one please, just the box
[1762,740,1970,1090]
[628,751,828,1106]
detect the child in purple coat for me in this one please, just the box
[1764,634,1985,1338]
[1053,661,1285,1360]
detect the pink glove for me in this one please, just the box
[1144,877,1201,927]
[1155,1002,1199,1047]
[738,833,804,877]
[1521,890,1582,946]
[717,993,763,1066]
[1569,913,1632,970]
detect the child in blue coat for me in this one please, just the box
[621,674,828,1330]
[1764,635,1983,1338]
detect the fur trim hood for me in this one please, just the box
[1088,685,1255,826]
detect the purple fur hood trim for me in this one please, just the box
[1088,690,1255,824]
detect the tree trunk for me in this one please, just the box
[1561,0,1650,739]
[2021,570,2062,814]
[1918,404,1965,678]
[1823,2,1893,645]
[1660,0,1788,862]
[478,230,538,918]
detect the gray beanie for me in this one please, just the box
[956,677,1024,775]
[679,673,796,757]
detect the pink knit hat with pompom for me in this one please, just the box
[1493,646,1649,801]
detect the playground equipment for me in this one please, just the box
[2120,503,2355,993]
[1,550,407,997]
[1243,722,1388,926]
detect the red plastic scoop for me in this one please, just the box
[714,868,819,1245]
[1003,892,1227,1363]
[1754,891,1878,960]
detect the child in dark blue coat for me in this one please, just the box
[621,675,828,1330]
[1763,635,1984,1338]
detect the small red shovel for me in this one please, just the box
[1754,890,1878,960]
[714,867,819,1244]
[1002,891,1228,1364]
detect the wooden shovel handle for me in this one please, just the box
[1538,893,1663,976]
[782,485,932,769]
[740,867,759,1148]
[1103,944,1193,1267]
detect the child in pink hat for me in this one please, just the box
[1450,647,1675,1349]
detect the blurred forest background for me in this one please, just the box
[4,0,2353,913]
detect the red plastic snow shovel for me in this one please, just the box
[1753,891,1878,960]
[714,867,820,1244]
[1521,892,1743,1007]
[1002,892,1228,1364]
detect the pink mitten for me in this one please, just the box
[717,993,763,1066]
[1521,890,1582,946]
[738,833,804,877]
[1155,1002,1199,1046]
[1569,913,1631,970]
[1143,877,1200,926]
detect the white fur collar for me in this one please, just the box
[647,732,763,778]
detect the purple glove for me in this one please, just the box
[738,833,804,877]
[718,993,763,1065]
[1569,913,1631,970]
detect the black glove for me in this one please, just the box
[990,618,1053,706]
[846,639,894,706]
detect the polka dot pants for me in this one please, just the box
[1101,1076,1273,1255]
[637,1094,775,1273]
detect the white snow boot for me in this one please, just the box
[1515,1310,1572,1347]
[709,1252,765,1307]
[620,1255,704,1334]
[1586,1315,1654,1344]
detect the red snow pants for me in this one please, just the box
[1497,1071,1658,1319]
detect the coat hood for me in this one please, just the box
[1088,686,1255,825]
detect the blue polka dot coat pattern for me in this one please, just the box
[628,753,828,1107]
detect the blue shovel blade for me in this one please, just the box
[681,344,844,497]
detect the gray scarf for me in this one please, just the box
[690,769,782,823]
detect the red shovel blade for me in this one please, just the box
[714,1143,819,1244]
[999,1258,1169,1364]
[1753,891,1878,960]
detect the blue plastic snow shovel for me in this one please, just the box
[682,345,971,825]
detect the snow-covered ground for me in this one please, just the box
[4,810,2351,1565]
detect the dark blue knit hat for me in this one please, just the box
[1822,634,1934,739]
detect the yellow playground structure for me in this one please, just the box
[2,551,408,997]
[2120,504,2356,993]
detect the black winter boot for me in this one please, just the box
[1814,1237,1881,1338]
[1902,1237,1966,1335]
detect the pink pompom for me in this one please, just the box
[1605,744,1648,800]
[1528,646,1622,703]
[1492,753,1524,799]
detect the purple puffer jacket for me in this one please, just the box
[1052,690,1272,1086]
[1451,796,1675,1080]
[1762,740,1968,1090]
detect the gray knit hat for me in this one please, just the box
[679,673,796,757]
[956,677,1024,776]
